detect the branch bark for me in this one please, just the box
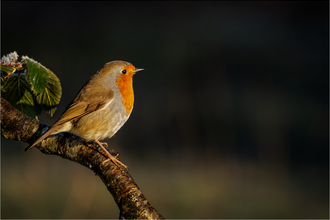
[1,97,164,219]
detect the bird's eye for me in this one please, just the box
[121,69,127,74]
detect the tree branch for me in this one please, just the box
[1,97,164,219]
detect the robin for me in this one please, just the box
[25,60,143,169]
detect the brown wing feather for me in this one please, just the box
[25,88,114,151]
[54,100,109,126]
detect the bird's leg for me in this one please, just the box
[94,139,127,169]
[95,140,108,149]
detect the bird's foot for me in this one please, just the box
[94,139,127,169]
[95,140,108,148]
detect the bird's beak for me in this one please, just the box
[133,68,144,74]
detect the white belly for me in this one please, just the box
[70,101,131,141]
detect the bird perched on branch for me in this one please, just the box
[25,60,143,169]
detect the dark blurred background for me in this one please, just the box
[1,1,328,219]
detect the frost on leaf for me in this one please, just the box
[1,51,19,65]
[1,51,24,76]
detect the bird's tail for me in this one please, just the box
[25,126,59,151]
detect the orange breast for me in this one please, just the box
[116,65,135,115]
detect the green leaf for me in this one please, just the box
[1,53,62,118]
[1,71,9,91]
[0,65,14,74]
[2,73,41,119]
[36,69,62,117]
[25,58,49,95]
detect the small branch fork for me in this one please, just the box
[1,97,164,219]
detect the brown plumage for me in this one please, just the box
[25,60,143,168]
